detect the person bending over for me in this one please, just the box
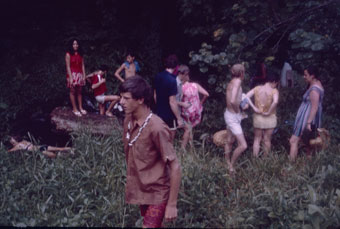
[86,65,120,116]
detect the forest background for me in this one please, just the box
[1,0,340,227]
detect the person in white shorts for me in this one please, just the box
[86,65,120,116]
[224,64,248,174]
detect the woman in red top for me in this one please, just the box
[65,39,87,117]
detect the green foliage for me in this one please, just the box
[1,127,340,227]
[181,0,340,117]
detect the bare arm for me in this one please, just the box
[65,53,72,87]
[153,90,157,104]
[245,89,260,113]
[196,83,209,104]
[263,90,279,116]
[169,95,183,126]
[114,64,126,83]
[306,90,320,131]
[177,101,191,108]
[82,59,86,79]
[92,78,105,90]
[85,71,96,78]
[165,157,181,220]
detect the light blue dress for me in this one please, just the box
[292,86,324,136]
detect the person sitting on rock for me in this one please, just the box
[8,136,73,158]
[86,65,120,116]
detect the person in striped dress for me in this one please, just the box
[289,66,324,161]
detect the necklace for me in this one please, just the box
[126,112,153,147]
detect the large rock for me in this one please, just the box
[50,107,123,135]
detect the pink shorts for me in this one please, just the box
[140,202,167,228]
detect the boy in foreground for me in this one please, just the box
[119,76,181,228]
[224,64,248,173]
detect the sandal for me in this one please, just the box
[72,110,82,117]
[80,109,87,115]
[106,111,113,117]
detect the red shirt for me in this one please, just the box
[66,52,83,78]
[91,74,107,96]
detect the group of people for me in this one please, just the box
[65,39,210,150]
[8,38,321,227]
[223,64,324,173]
[65,39,139,117]
[117,60,325,226]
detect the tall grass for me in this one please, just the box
[1,128,339,227]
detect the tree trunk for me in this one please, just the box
[50,107,123,135]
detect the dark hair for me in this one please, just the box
[126,50,135,57]
[119,75,152,108]
[99,64,109,72]
[266,73,279,83]
[164,54,179,69]
[67,38,83,56]
[306,66,319,79]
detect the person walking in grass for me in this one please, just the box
[177,65,209,150]
[119,76,181,228]
[154,54,184,141]
[224,63,248,174]
[289,66,324,161]
[245,74,280,157]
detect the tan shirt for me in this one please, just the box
[123,113,177,205]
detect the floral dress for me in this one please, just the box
[181,82,202,127]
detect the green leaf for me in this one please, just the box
[0,102,8,109]
[311,42,324,51]
[308,204,325,218]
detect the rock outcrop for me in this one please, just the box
[50,107,123,135]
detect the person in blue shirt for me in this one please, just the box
[154,54,184,140]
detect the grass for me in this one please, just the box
[1,127,340,227]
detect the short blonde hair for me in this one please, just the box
[231,64,245,78]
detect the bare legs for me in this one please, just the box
[70,86,85,114]
[224,129,247,173]
[97,95,120,116]
[105,95,120,116]
[69,87,79,113]
[253,128,274,157]
[181,124,193,150]
[253,128,262,157]
[289,135,300,162]
[43,146,74,158]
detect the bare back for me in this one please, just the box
[226,78,242,113]
[254,85,278,113]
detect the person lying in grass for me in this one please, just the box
[7,136,73,158]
